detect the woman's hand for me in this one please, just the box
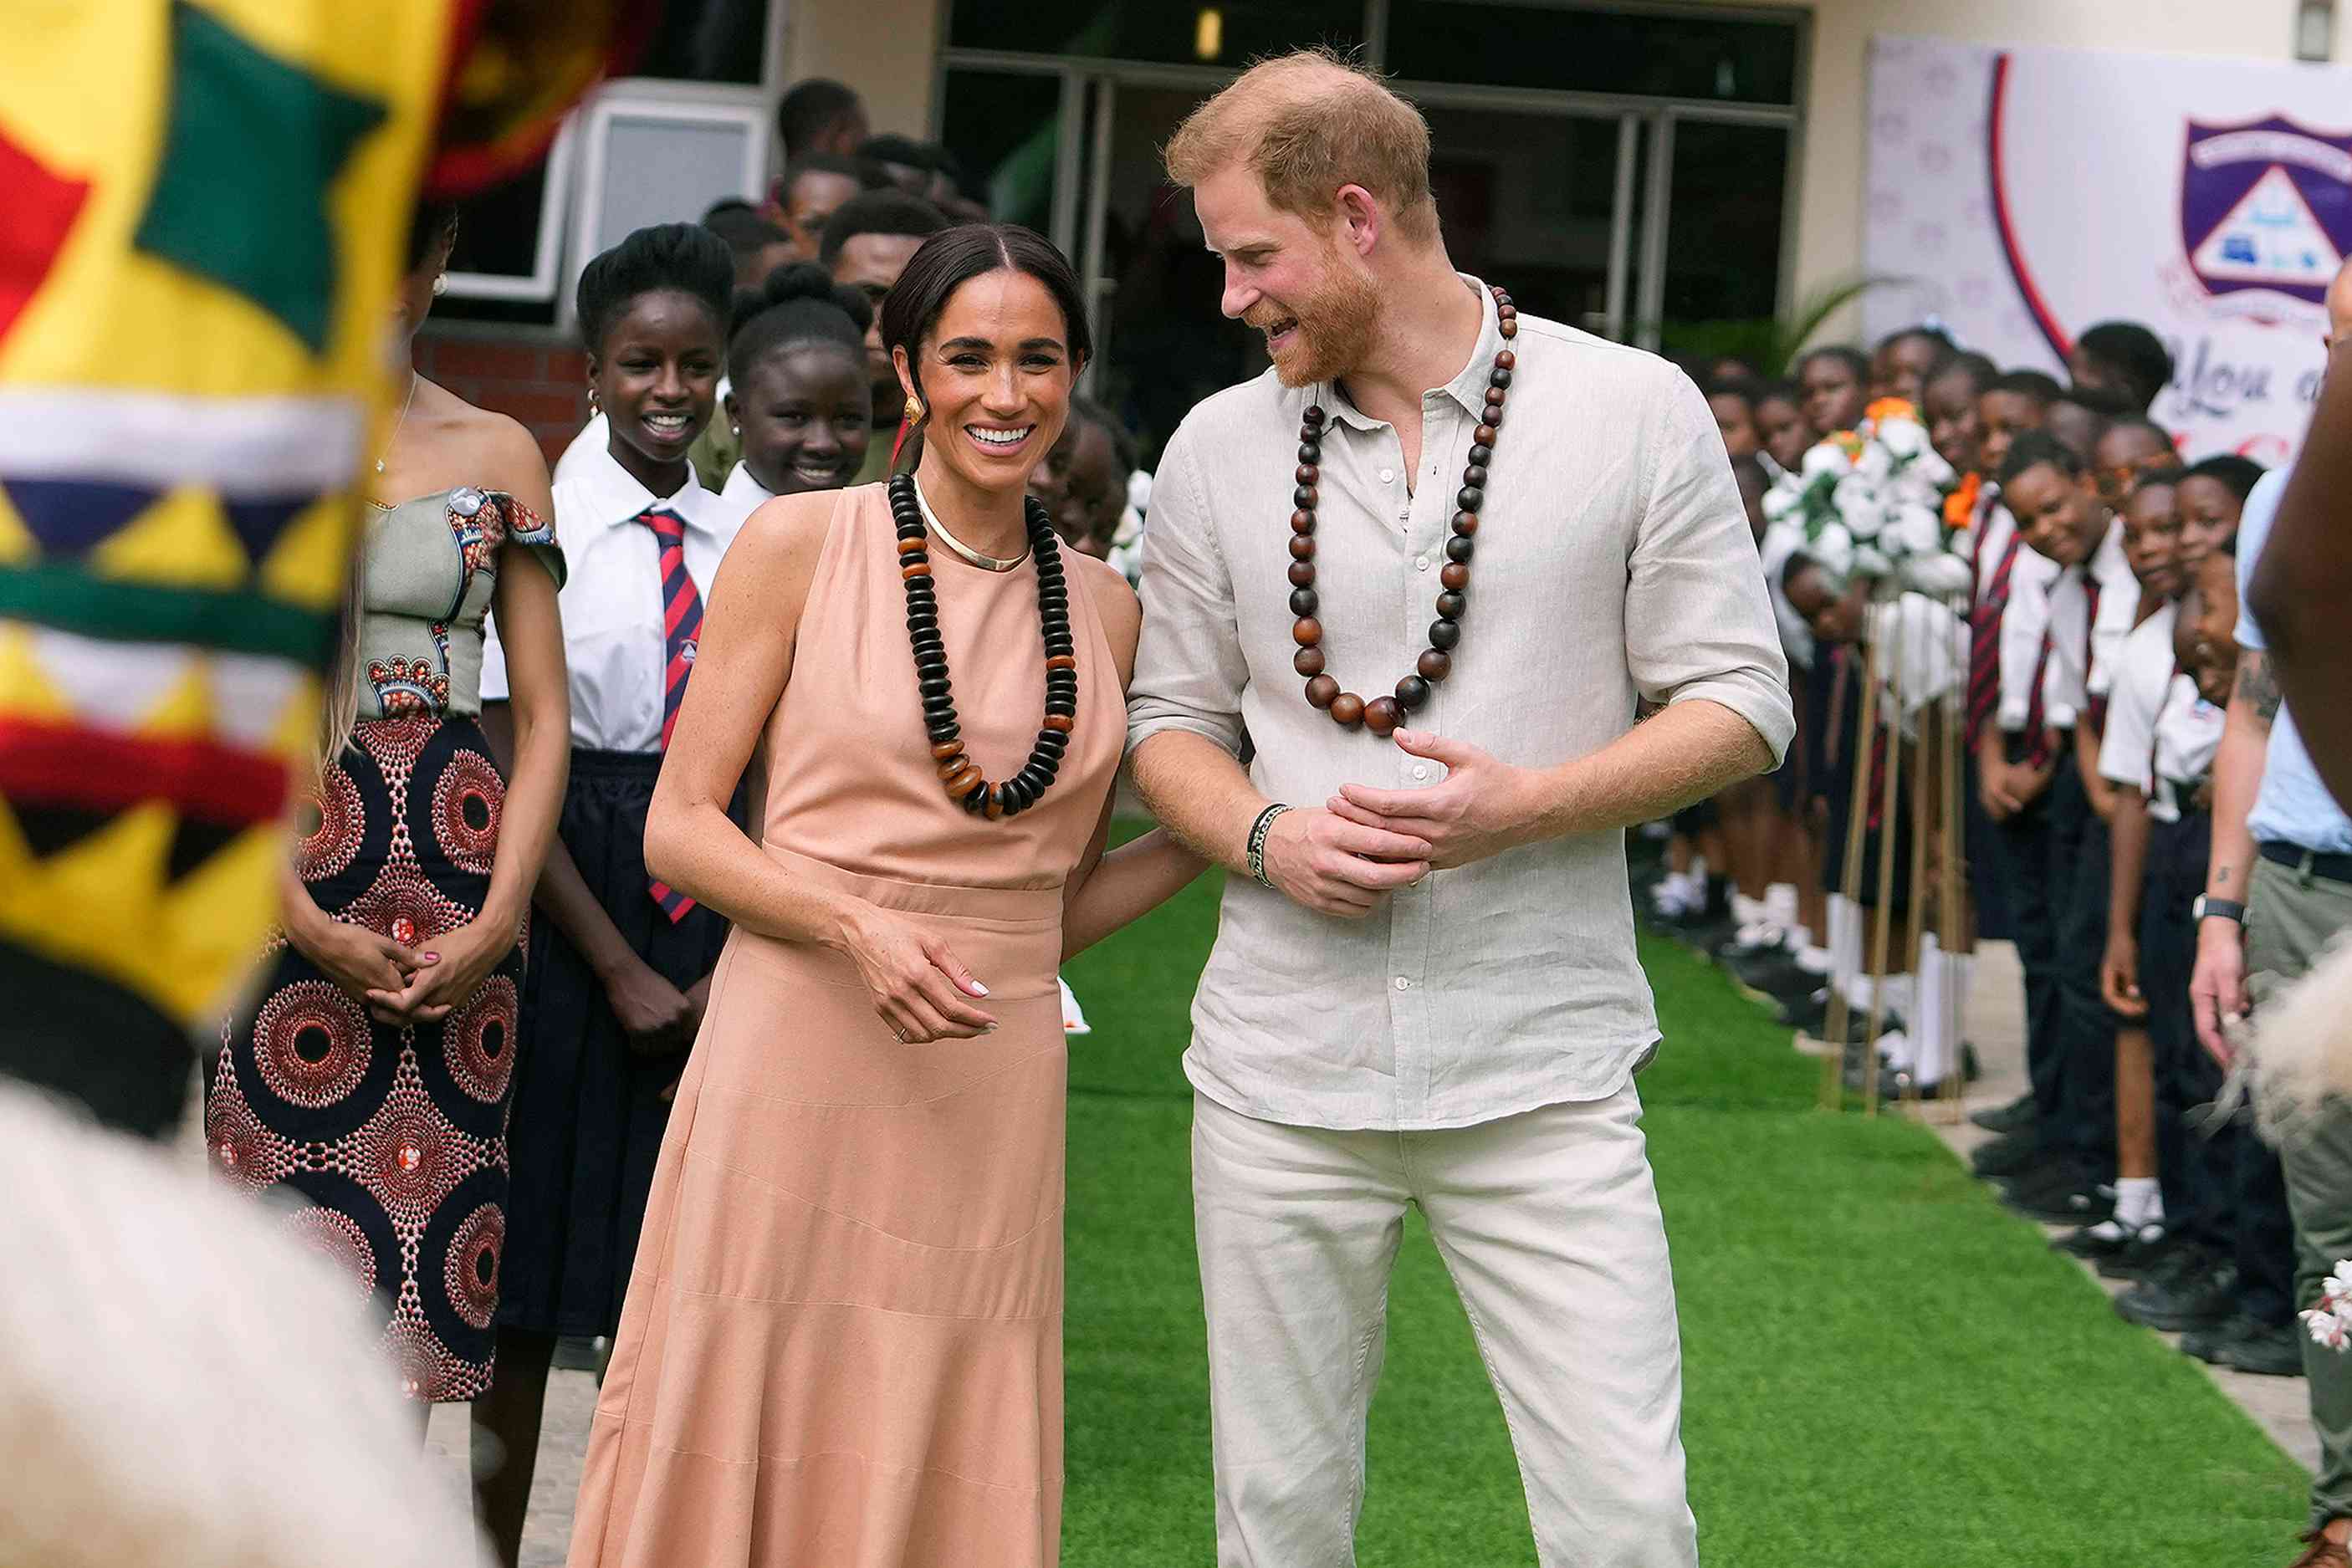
[602,953,698,1055]
[366,915,515,1027]
[840,902,995,1044]
[288,909,430,1007]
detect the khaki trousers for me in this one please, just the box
[1190,1086,1698,1567]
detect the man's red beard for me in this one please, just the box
[1246,252,1380,389]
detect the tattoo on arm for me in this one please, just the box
[2217,866,2233,888]
[2237,654,2282,723]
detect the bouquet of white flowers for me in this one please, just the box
[1761,397,1972,597]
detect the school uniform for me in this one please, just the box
[718,459,775,513]
[482,441,748,1338]
[2001,517,2136,1163]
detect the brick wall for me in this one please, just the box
[412,324,589,470]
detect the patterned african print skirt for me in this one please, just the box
[207,712,519,1403]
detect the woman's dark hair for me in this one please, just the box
[880,223,1093,418]
[575,222,734,358]
[2181,453,2266,504]
[406,200,461,272]
[1797,345,1870,383]
[1997,429,2084,490]
[2130,466,2187,498]
[1754,377,1804,409]
[727,262,871,386]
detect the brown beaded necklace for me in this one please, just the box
[1290,282,1519,737]
[889,474,1076,820]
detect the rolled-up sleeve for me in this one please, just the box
[1126,421,1249,758]
[1623,374,1795,764]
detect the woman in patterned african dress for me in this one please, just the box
[206,203,571,1408]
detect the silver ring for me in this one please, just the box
[893,1029,908,1043]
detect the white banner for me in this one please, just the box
[1862,35,2352,464]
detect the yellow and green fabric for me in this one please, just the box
[0,0,641,1134]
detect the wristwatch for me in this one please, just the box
[2192,896,2246,924]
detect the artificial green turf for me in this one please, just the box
[1057,852,2309,1565]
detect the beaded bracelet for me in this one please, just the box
[1246,803,1291,889]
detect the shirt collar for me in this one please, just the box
[1314,273,1501,433]
[721,461,775,508]
[570,435,717,535]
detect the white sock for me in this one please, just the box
[1788,923,1814,953]
[1883,971,1917,1019]
[1914,937,1951,1084]
[1797,944,1832,974]
[1828,896,1863,999]
[1878,1028,1915,1071]
[2114,1177,2164,1230]
[1946,948,1975,1045]
[1732,892,1768,927]
[1765,882,1800,930]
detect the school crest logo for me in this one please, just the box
[2181,115,2352,305]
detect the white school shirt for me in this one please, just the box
[2001,515,2132,733]
[718,460,775,513]
[1991,503,2062,732]
[2099,603,2178,817]
[481,440,747,751]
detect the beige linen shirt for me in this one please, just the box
[1127,277,1793,1131]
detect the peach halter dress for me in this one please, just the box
[567,483,1126,1568]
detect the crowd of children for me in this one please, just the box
[1637,319,2302,1376]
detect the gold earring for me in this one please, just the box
[903,394,923,424]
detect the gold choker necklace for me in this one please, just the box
[913,478,1030,572]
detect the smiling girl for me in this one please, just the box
[718,261,875,508]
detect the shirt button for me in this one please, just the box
[1393,976,1410,991]
[1412,764,1429,780]
[1379,467,1395,484]
[1415,555,1430,571]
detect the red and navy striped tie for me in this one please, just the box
[1966,528,2022,753]
[636,505,702,922]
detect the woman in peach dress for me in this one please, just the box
[565,225,1201,1568]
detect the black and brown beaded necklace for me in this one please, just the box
[1289,282,1519,737]
[889,472,1076,819]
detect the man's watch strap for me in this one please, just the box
[2193,896,2246,924]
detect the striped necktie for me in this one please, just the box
[2082,577,2106,734]
[635,505,702,922]
[1966,528,2022,753]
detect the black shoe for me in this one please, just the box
[2097,1228,2196,1282]
[1972,1129,2063,1178]
[2053,1220,2158,1261]
[2219,1318,2307,1377]
[1680,914,1742,956]
[2001,1170,2113,1226]
[2115,1258,2240,1331]
[1781,987,1830,1031]
[1736,954,1832,1004]
[1971,1094,2038,1135]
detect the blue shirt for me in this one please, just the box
[2235,467,2352,853]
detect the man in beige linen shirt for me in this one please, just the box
[1127,53,1792,1568]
